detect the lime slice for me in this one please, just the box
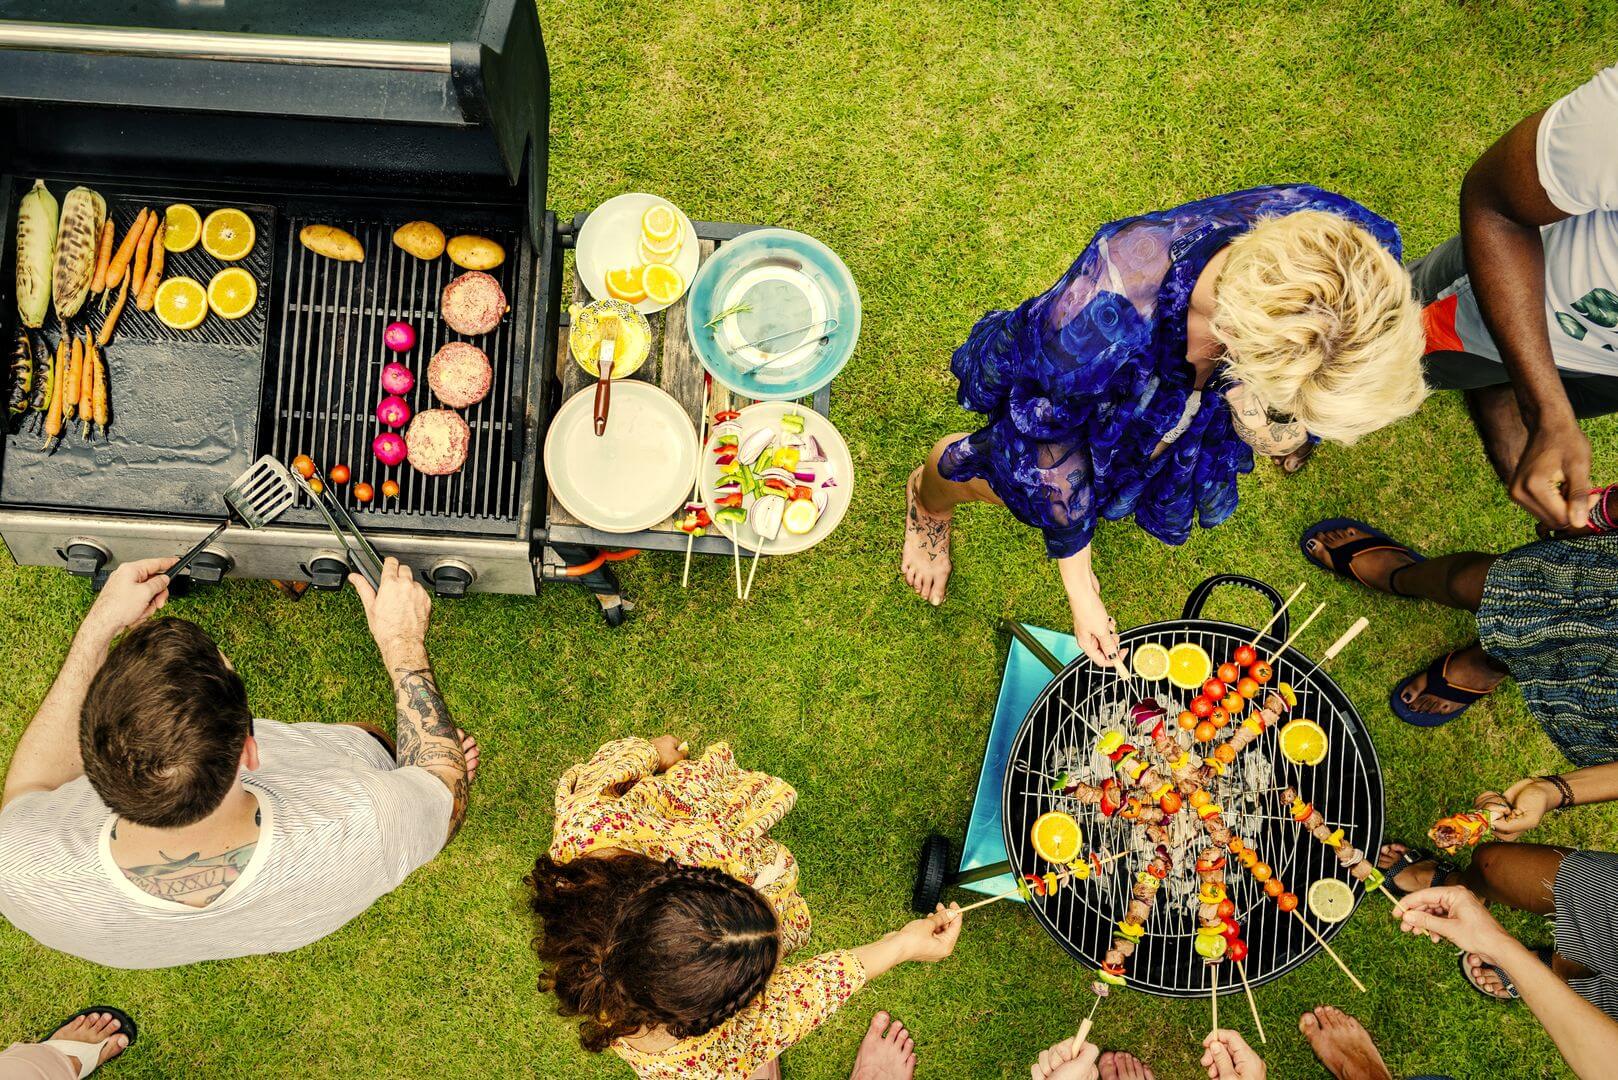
[1308,878,1355,923]
[1131,643,1170,681]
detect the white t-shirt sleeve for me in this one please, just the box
[1537,64,1618,215]
[352,765,454,884]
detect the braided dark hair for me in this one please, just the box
[527,852,780,1053]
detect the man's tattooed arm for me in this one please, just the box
[392,660,469,842]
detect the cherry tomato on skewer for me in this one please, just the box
[1214,743,1237,764]
[1191,697,1215,719]
[1159,791,1182,814]
[1237,677,1261,700]
[1220,918,1242,942]
[1190,790,1212,809]
[1251,861,1272,882]
[1209,707,1230,729]
[1216,897,1236,919]
[1234,645,1258,666]
[1217,662,1240,684]
[381,479,400,498]
[1251,660,1274,684]
[1177,710,1198,731]
[1202,678,1227,701]
[1194,721,1217,743]
[1227,938,1248,963]
[353,482,374,503]
[1277,892,1299,912]
[1222,692,1244,713]
[1264,878,1284,897]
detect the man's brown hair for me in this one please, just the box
[80,617,251,828]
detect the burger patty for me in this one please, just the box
[441,271,507,336]
[428,342,492,408]
[405,408,471,475]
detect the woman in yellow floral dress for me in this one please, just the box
[528,736,962,1080]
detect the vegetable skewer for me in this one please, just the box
[953,851,1129,914]
[1232,834,1366,993]
[1279,787,1400,908]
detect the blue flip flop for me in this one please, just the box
[1390,649,1502,727]
[1299,518,1426,595]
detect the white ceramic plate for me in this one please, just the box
[576,193,700,316]
[545,382,698,533]
[699,401,854,555]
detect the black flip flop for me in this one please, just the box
[1300,518,1426,594]
[1390,650,1503,728]
[1458,946,1552,1003]
[40,1006,138,1074]
[1378,845,1453,899]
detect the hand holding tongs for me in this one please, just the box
[289,465,385,589]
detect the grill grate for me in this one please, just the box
[263,212,530,536]
[1002,619,1383,997]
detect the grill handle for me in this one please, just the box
[1181,574,1290,645]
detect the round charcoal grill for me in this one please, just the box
[1001,576,1384,997]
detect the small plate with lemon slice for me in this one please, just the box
[576,193,699,315]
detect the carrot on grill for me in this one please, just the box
[98,276,131,347]
[92,339,108,434]
[80,331,95,437]
[64,335,82,417]
[129,211,159,295]
[43,336,66,447]
[106,208,148,291]
[136,224,166,312]
[90,220,115,294]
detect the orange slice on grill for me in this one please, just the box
[202,208,255,261]
[604,264,647,303]
[1030,811,1083,864]
[208,267,258,320]
[154,277,208,331]
[1166,642,1212,690]
[643,263,686,305]
[163,204,201,253]
[1279,718,1329,766]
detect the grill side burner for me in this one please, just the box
[1002,617,1384,997]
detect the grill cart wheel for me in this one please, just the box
[912,833,953,914]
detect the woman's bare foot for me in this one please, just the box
[902,467,953,606]
[457,729,480,785]
[1303,526,1418,594]
[849,1011,915,1080]
[1298,1007,1392,1080]
[1098,1050,1156,1080]
[47,1011,131,1074]
[1461,952,1518,1001]
[1395,644,1508,717]
[1375,844,1455,894]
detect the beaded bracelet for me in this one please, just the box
[1590,484,1617,533]
[1536,773,1576,810]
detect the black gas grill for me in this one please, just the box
[1000,577,1384,996]
[0,1,617,600]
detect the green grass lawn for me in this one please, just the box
[3,2,1617,1077]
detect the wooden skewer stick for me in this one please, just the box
[1377,883,1405,910]
[1209,960,1220,1041]
[1320,617,1369,664]
[1236,961,1266,1044]
[1267,602,1326,663]
[1069,994,1102,1058]
[743,540,764,601]
[1289,908,1367,992]
[1248,583,1306,647]
[718,523,743,599]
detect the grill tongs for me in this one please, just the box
[288,465,386,590]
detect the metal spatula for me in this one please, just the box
[168,455,300,579]
[289,464,385,590]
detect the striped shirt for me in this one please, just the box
[0,719,451,969]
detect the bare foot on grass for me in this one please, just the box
[902,468,953,606]
[849,1011,915,1080]
[1299,1006,1393,1080]
[1098,1050,1156,1080]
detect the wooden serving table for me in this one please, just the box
[546,215,834,555]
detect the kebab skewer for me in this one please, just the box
[1230,834,1367,993]
[1096,844,1173,991]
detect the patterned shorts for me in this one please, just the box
[1554,850,1618,1021]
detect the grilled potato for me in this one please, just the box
[299,224,365,262]
[393,220,446,261]
[447,234,506,270]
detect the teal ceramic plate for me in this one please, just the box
[685,229,860,400]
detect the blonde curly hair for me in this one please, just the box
[1212,210,1428,444]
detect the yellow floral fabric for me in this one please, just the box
[550,738,867,1079]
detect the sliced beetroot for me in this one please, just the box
[428,341,492,408]
[440,271,507,336]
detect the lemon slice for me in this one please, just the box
[639,235,681,265]
[643,263,686,305]
[202,208,255,261]
[604,265,647,303]
[1031,811,1083,864]
[1279,718,1329,766]
[154,277,208,331]
[641,203,680,246]
[1307,878,1355,924]
[163,204,201,253]
[1131,643,1171,681]
[1167,643,1212,690]
[208,267,258,320]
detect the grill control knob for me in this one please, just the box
[187,550,233,585]
[61,539,112,590]
[303,553,352,591]
[426,560,475,598]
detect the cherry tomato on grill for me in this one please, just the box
[1220,918,1242,942]
[1202,678,1226,701]
[1264,878,1284,897]
[381,479,400,498]
[1251,660,1274,684]
[1237,677,1261,699]
[329,464,351,485]
[353,482,374,503]
[1177,710,1198,731]
[1159,791,1182,814]
[1222,692,1244,713]
[1234,645,1258,666]
[1277,892,1299,912]
[1216,897,1236,919]
[1191,696,1215,719]
[1251,861,1272,882]
[1193,720,1216,743]
[1227,938,1248,963]
[291,454,316,479]
[1214,743,1237,764]
[1217,662,1240,684]
[1209,707,1230,728]
[308,478,325,495]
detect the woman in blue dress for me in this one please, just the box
[901,185,1429,664]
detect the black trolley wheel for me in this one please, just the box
[911,833,952,914]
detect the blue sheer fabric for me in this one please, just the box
[939,185,1403,558]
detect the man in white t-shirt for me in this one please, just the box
[0,556,477,968]
[1412,61,1618,530]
